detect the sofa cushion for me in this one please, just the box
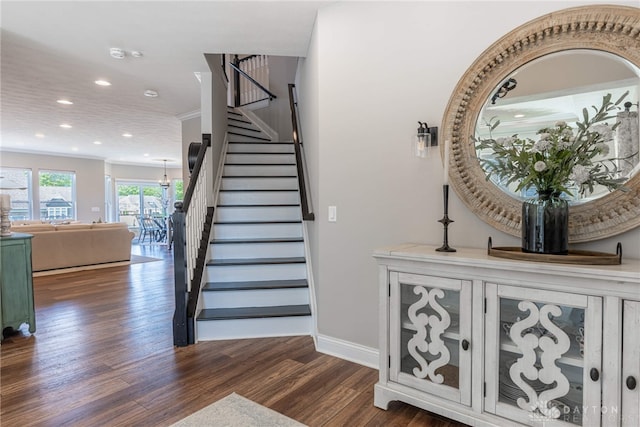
[11,224,56,232]
[91,222,128,229]
[55,224,92,231]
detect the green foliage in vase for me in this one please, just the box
[473,92,632,198]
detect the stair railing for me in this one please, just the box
[288,84,314,221]
[173,134,214,346]
[230,55,277,107]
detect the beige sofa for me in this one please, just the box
[10,222,135,272]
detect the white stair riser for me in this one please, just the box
[224,164,297,177]
[218,191,300,205]
[226,154,294,164]
[228,134,271,143]
[196,316,312,341]
[215,206,301,222]
[213,223,302,239]
[228,128,269,139]
[221,177,298,191]
[203,288,309,309]
[228,143,294,154]
[206,263,306,282]
[211,241,305,259]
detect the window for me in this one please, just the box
[39,170,76,221]
[0,167,32,220]
[173,179,184,202]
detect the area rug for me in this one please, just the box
[171,393,307,427]
[130,254,162,264]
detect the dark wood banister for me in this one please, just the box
[230,58,277,103]
[288,84,314,221]
[181,135,210,212]
[173,134,212,347]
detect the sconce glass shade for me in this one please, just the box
[414,122,438,158]
[414,133,431,158]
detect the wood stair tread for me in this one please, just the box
[218,203,300,208]
[219,189,298,192]
[214,220,301,225]
[211,237,303,244]
[221,175,297,178]
[224,163,296,166]
[228,124,262,132]
[229,142,293,145]
[207,257,306,266]
[198,305,311,321]
[203,279,308,291]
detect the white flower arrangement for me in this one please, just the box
[473,92,631,199]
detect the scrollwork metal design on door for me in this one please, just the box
[508,301,571,419]
[406,285,451,384]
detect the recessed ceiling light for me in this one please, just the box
[143,153,149,157]
[131,51,143,58]
[60,124,72,129]
[93,141,102,145]
[144,89,158,98]
[122,133,133,138]
[35,133,45,138]
[57,99,73,105]
[95,80,111,86]
[109,47,125,59]
[71,147,79,152]
[514,114,525,118]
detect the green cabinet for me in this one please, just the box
[0,233,35,338]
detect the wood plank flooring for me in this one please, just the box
[1,244,466,426]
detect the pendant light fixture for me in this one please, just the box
[159,160,170,188]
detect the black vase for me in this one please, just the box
[521,192,569,255]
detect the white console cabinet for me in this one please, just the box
[374,244,640,427]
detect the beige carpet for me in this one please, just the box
[171,393,306,427]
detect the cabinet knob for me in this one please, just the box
[590,368,600,382]
[461,339,470,351]
[627,376,637,390]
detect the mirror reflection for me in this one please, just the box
[474,49,640,204]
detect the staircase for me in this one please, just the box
[195,108,313,340]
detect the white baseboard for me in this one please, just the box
[316,334,379,369]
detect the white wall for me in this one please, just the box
[297,1,640,352]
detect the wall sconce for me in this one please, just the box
[414,121,438,158]
[159,160,171,189]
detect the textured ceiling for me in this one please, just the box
[0,1,329,167]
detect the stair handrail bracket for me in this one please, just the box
[173,134,214,347]
[288,84,314,221]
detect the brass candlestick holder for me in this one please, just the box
[436,184,456,252]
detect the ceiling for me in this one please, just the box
[1,1,330,168]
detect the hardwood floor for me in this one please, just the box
[1,244,466,426]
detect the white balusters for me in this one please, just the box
[185,153,208,291]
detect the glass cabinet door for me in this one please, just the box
[485,283,602,426]
[389,272,472,405]
[622,300,640,427]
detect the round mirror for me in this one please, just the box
[442,5,640,242]
[475,49,640,204]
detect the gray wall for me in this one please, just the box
[252,55,298,140]
[1,151,105,222]
[0,151,182,222]
[296,1,640,351]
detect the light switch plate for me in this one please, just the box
[328,206,337,222]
